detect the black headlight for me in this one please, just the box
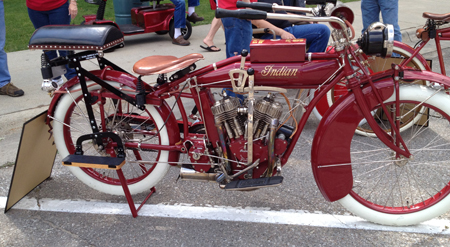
[357,22,394,58]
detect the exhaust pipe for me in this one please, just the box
[180,165,218,182]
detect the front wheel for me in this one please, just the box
[340,84,450,226]
[53,81,171,195]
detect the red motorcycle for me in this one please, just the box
[29,0,450,226]
[83,0,192,42]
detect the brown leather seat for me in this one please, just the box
[133,53,204,75]
[423,12,450,22]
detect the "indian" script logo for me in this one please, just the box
[261,65,298,77]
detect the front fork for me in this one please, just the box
[347,71,411,159]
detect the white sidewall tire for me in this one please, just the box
[53,82,170,195]
[339,84,450,226]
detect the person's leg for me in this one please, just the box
[47,1,71,25]
[222,17,252,102]
[0,1,24,96]
[28,7,60,80]
[379,0,401,42]
[27,7,51,29]
[187,0,200,8]
[47,1,77,80]
[286,24,330,52]
[186,0,203,23]
[170,0,190,45]
[360,0,380,34]
[0,1,10,88]
[202,17,222,51]
[222,17,252,58]
[170,0,186,30]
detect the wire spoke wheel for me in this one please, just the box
[339,84,450,226]
[53,82,170,195]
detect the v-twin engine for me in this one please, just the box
[180,93,290,183]
[211,93,283,140]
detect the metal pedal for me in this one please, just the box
[62,154,125,170]
[224,176,283,191]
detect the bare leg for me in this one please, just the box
[202,17,222,51]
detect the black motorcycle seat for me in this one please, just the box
[28,25,124,51]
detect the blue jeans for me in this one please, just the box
[0,1,10,88]
[361,0,402,42]
[170,0,199,28]
[222,17,252,58]
[222,17,252,101]
[259,24,330,52]
[28,1,77,80]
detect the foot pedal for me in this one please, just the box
[224,176,283,191]
[62,154,125,170]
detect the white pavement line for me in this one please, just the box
[1,196,450,234]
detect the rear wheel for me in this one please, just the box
[339,84,450,226]
[53,82,171,195]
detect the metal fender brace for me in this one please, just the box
[347,75,411,158]
[71,55,139,150]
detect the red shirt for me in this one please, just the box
[26,0,67,12]
[218,0,257,10]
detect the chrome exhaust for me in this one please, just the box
[180,165,218,182]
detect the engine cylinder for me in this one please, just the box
[211,96,244,138]
[253,96,283,138]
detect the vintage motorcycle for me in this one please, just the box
[28,1,450,226]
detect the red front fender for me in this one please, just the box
[311,77,395,202]
[311,70,450,202]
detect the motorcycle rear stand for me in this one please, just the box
[62,155,156,218]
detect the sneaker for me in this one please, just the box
[0,82,24,97]
[186,12,204,23]
[172,36,190,46]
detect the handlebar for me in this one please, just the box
[305,0,337,4]
[215,8,349,40]
[215,8,268,20]
[236,1,273,12]
[236,1,314,15]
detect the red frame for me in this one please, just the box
[46,37,450,203]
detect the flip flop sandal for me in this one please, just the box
[200,45,221,52]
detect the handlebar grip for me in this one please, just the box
[305,0,337,4]
[235,1,273,12]
[215,8,267,20]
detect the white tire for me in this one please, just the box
[339,84,450,226]
[53,82,170,195]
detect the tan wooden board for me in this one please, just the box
[62,154,125,170]
[5,111,56,213]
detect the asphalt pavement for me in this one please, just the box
[1,0,450,246]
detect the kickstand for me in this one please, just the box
[116,169,156,218]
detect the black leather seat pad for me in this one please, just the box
[28,25,124,51]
